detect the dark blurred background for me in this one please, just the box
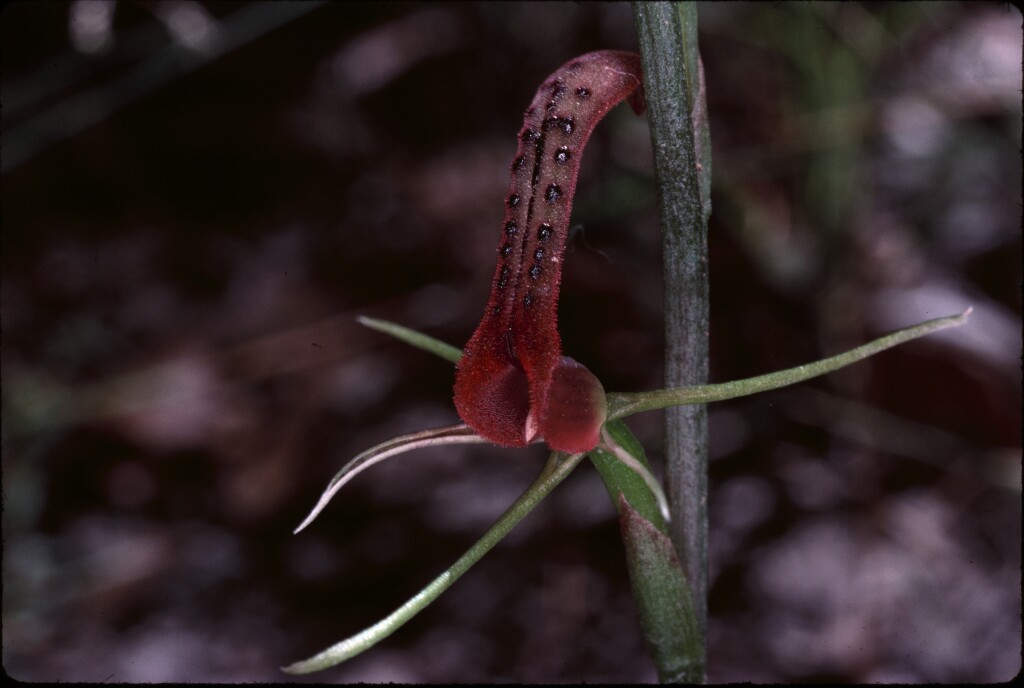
[2,1,1020,682]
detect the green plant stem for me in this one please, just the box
[633,1,712,675]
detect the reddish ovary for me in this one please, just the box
[453,50,645,453]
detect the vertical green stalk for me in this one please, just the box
[632,0,712,678]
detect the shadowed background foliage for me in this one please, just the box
[3,1,1020,682]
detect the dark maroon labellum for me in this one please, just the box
[453,50,645,452]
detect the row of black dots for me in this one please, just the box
[522,221,555,310]
[495,219,518,293]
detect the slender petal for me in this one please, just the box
[293,424,488,534]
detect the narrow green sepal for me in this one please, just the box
[357,316,462,364]
[283,449,589,674]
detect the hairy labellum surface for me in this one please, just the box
[453,50,645,453]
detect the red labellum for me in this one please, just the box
[453,50,645,452]
[541,356,608,453]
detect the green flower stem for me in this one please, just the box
[283,449,587,675]
[607,309,972,421]
[633,2,712,659]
